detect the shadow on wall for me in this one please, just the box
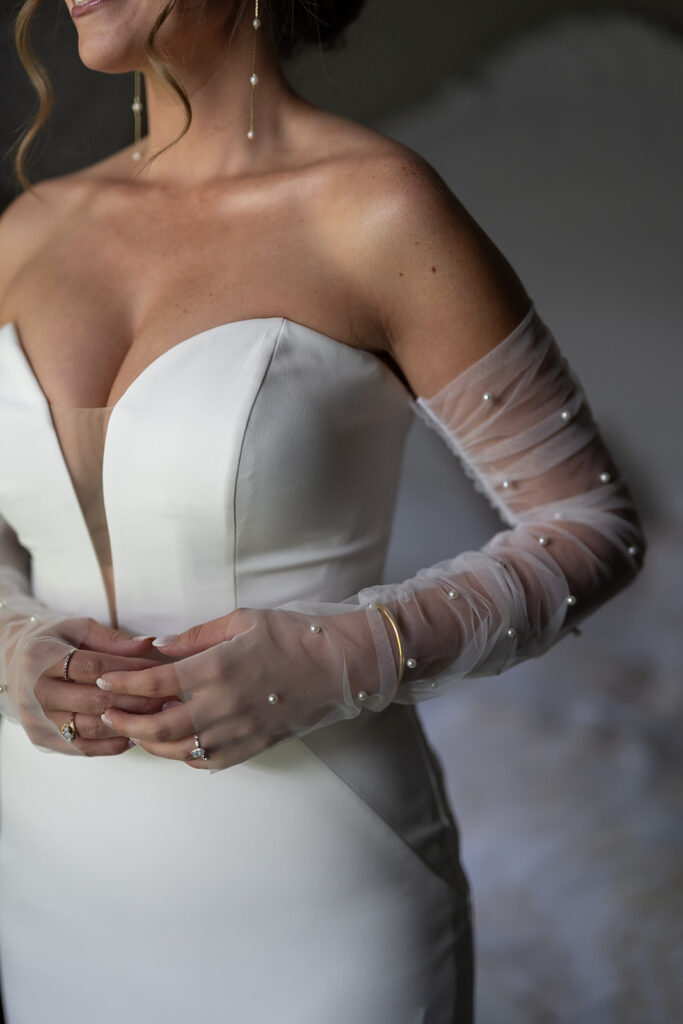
[380,13,683,1023]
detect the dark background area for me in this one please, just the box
[1,0,682,210]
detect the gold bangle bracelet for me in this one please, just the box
[373,603,406,686]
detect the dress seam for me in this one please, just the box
[232,318,287,607]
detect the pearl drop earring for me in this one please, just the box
[131,69,144,162]
[248,0,260,139]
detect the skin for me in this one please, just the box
[0,0,532,764]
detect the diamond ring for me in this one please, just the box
[63,648,77,681]
[189,733,208,761]
[61,712,77,743]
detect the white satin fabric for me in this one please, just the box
[0,317,473,1023]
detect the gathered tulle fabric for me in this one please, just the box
[0,304,646,768]
[0,514,93,753]
[163,305,646,771]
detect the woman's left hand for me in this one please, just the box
[96,605,390,770]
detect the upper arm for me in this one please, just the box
[339,151,534,400]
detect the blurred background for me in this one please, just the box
[1,1,682,1021]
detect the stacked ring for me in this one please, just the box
[63,648,77,681]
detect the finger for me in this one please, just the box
[45,711,124,741]
[101,704,193,745]
[78,619,157,655]
[46,649,165,685]
[140,725,273,770]
[95,663,181,700]
[37,679,168,717]
[73,736,132,757]
[135,731,213,766]
[151,608,256,656]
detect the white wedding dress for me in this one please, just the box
[0,317,474,1023]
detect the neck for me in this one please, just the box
[135,7,303,186]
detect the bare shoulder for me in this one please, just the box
[318,136,534,398]
[0,169,98,313]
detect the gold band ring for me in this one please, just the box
[61,712,78,743]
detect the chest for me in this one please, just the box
[2,183,388,408]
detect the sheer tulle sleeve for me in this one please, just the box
[276,304,646,707]
[0,511,91,751]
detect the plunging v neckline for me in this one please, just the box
[0,316,389,413]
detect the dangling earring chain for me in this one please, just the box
[130,1,257,159]
[131,69,144,162]
[248,0,260,140]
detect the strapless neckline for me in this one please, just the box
[0,316,400,413]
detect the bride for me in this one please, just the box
[0,1,645,1021]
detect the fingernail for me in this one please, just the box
[132,635,154,642]
[161,701,183,711]
[101,711,113,726]
[96,677,112,690]
[127,738,140,748]
[152,634,178,647]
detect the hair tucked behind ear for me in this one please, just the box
[10,0,367,192]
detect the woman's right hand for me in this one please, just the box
[2,612,173,756]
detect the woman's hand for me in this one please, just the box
[95,605,387,771]
[4,613,168,755]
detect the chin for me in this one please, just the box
[74,35,139,75]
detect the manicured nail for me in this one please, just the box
[152,634,178,647]
[162,701,183,711]
[132,635,155,642]
[96,677,112,690]
[101,711,113,726]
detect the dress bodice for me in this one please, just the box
[0,317,414,635]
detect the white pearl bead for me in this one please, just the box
[366,602,376,609]
[447,589,459,600]
[406,657,417,669]
[132,151,141,161]
[482,392,494,403]
[309,623,321,633]
[501,480,512,489]
[252,17,261,28]
[599,472,611,484]
[0,684,6,693]
[537,536,549,546]
[246,130,255,140]
[29,615,38,622]
[560,410,571,422]
[506,627,516,638]
[131,101,143,112]
[267,693,279,705]
[250,73,259,86]
[357,690,368,702]
[553,512,563,520]
[566,595,577,606]
[628,546,639,556]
